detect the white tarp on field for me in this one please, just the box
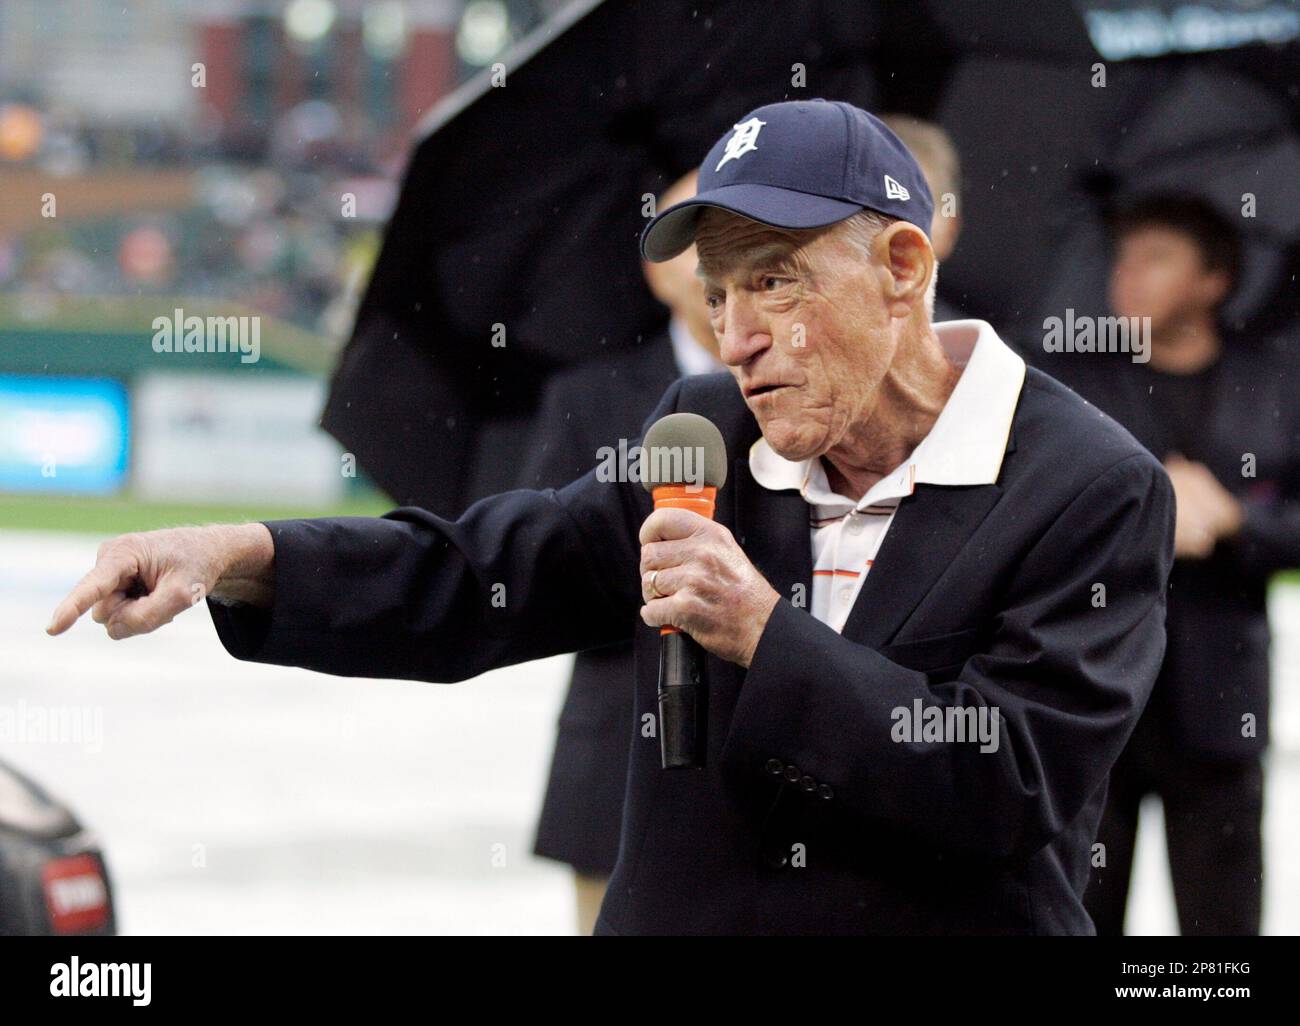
[3,530,1297,935]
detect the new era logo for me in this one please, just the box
[884,175,910,201]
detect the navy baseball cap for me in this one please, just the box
[641,99,934,262]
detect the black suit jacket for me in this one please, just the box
[517,337,679,875]
[209,364,1174,935]
[1049,343,1300,759]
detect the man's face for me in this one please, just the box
[694,210,897,461]
[1109,226,1228,333]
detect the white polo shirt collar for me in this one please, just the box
[748,319,1026,505]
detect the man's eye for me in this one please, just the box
[761,276,790,291]
[706,294,723,311]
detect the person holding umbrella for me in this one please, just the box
[1060,194,1300,935]
[520,171,723,934]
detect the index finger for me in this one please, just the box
[46,557,135,636]
[638,506,712,546]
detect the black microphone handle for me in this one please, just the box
[658,629,707,769]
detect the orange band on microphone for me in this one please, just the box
[651,485,718,634]
[651,484,717,519]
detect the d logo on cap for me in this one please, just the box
[715,117,767,172]
[641,99,934,264]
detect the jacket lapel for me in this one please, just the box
[840,482,1004,648]
[844,393,1020,648]
[732,428,1011,651]
[732,457,811,608]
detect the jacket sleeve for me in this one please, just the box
[720,452,1175,862]
[207,379,686,682]
[1221,407,1300,580]
[1226,498,1300,581]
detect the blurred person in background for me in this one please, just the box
[880,114,964,321]
[518,170,723,934]
[1060,194,1300,934]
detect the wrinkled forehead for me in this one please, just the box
[693,209,823,280]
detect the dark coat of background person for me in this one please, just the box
[516,337,679,876]
[1049,341,1300,759]
[209,367,1175,936]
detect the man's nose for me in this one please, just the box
[718,293,772,367]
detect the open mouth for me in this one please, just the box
[747,384,787,399]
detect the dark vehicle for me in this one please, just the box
[0,759,115,935]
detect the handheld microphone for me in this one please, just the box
[640,413,729,769]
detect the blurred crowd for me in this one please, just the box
[0,102,395,339]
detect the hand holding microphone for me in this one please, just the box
[638,413,780,768]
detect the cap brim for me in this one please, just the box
[640,184,864,262]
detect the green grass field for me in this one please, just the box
[0,491,393,535]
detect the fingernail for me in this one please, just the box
[107,623,124,640]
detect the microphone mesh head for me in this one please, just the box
[640,413,728,491]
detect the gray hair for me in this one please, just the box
[835,209,938,318]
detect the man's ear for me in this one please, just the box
[875,222,935,319]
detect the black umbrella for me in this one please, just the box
[1022,58,1300,366]
[322,0,1101,515]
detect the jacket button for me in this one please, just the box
[818,783,834,801]
[783,764,801,783]
[801,775,817,792]
[765,758,783,777]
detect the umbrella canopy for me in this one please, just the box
[1022,59,1300,367]
[321,0,1106,514]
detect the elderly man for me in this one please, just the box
[48,100,1174,936]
